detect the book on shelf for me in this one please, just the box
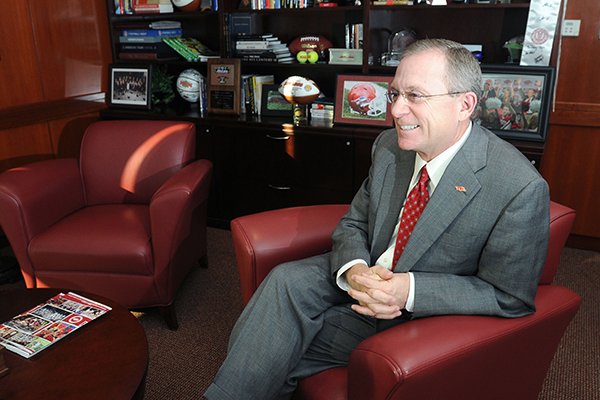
[252,75,275,115]
[132,0,174,13]
[371,0,410,4]
[162,37,219,62]
[121,28,183,37]
[0,292,111,359]
[118,42,179,60]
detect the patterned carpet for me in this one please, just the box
[1,229,599,399]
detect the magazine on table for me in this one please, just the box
[0,292,111,358]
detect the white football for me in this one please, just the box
[171,0,201,11]
[278,76,320,104]
[176,69,203,103]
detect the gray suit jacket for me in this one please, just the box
[330,123,550,318]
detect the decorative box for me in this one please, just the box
[328,48,363,65]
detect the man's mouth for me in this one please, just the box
[399,124,420,131]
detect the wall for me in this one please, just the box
[0,0,111,172]
[541,0,600,250]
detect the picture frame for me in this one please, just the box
[260,84,293,117]
[334,74,394,127]
[476,64,555,142]
[207,58,241,115]
[108,64,152,109]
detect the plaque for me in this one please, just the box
[207,58,241,115]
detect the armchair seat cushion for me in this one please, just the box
[29,204,153,275]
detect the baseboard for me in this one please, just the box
[566,234,600,252]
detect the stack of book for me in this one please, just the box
[118,21,182,60]
[345,23,364,49]
[310,98,334,122]
[235,34,294,64]
[162,37,219,62]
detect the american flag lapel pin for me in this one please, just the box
[455,185,466,193]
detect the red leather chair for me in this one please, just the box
[0,120,212,330]
[230,201,581,400]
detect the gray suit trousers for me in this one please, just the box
[204,254,380,400]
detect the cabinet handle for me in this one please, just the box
[266,134,290,140]
[268,184,292,190]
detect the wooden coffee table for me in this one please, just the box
[0,288,148,400]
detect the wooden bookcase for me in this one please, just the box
[103,0,540,226]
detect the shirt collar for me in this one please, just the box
[411,122,472,194]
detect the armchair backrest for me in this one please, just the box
[80,120,195,205]
[539,201,576,285]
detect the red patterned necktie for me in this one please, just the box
[392,166,430,270]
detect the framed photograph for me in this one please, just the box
[108,64,152,109]
[475,64,555,142]
[260,84,293,117]
[334,75,393,127]
[207,58,241,115]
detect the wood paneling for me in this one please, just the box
[554,0,600,105]
[542,125,600,238]
[0,1,44,108]
[0,124,54,172]
[29,0,112,100]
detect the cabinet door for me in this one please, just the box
[214,125,355,220]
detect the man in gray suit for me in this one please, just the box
[205,38,549,400]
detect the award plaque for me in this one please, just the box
[207,58,241,115]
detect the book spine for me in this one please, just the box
[162,38,196,61]
[121,28,182,37]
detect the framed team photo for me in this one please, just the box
[475,65,555,142]
[108,64,152,109]
[334,74,393,127]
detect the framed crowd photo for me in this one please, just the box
[207,58,241,115]
[108,65,152,110]
[475,64,555,142]
[334,74,393,127]
[260,84,293,117]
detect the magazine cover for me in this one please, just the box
[0,292,111,358]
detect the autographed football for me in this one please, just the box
[171,0,201,11]
[288,35,333,61]
[278,76,320,104]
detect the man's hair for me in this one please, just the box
[401,38,482,102]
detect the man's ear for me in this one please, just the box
[459,92,478,121]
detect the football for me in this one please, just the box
[176,69,203,103]
[288,35,333,61]
[171,0,201,11]
[278,76,320,104]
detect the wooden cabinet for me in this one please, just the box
[213,123,356,220]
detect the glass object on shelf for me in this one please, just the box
[504,35,524,63]
[380,29,417,67]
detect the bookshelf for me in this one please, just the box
[103,0,540,225]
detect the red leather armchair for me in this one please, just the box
[0,120,212,330]
[230,202,581,400]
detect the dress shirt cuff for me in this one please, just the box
[336,259,369,291]
[405,272,415,312]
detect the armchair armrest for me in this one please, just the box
[0,159,84,286]
[231,204,349,304]
[347,285,581,400]
[150,159,212,297]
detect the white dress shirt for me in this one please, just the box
[336,123,473,312]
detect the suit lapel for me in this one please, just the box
[371,152,414,262]
[395,125,489,272]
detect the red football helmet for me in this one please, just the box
[347,83,377,115]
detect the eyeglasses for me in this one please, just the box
[385,90,465,104]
